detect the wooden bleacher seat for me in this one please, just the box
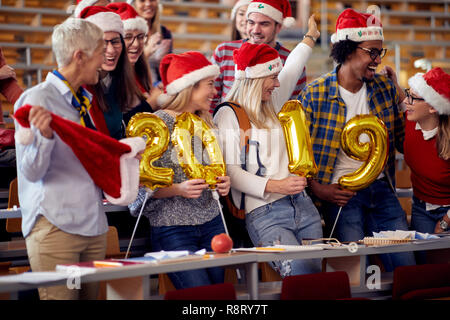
[6,178,21,234]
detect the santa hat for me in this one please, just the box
[13,105,146,205]
[233,42,282,79]
[331,8,384,44]
[157,51,220,106]
[231,0,252,20]
[408,67,450,115]
[68,0,99,18]
[246,0,296,28]
[80,5,124,36]
[107,2,149,34]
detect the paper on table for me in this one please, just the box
[0,272,69,284]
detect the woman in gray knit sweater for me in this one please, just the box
[129,51,230,289]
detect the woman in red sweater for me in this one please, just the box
[403,67,450,235]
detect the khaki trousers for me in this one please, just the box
[25,216,107,300]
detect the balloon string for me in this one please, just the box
[328,206,343,241]
[125,191,150,259]
[211,189,230,236]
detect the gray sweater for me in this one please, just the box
[128,110,219,226]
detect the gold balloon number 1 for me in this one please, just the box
[126,113,174,190]
[277,100,318,178]
[338,114,389,191]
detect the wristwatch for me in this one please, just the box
[303,34,317,42]
[439,219,449,230]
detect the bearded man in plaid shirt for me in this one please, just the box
[299,9,415,271]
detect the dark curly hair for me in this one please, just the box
[329,40,359,64]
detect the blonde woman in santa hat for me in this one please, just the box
[80,5,144,140]
[403,67,450,237]
[107,2,161,125]
[127,0,173,86]
[230,0,251,41]
[13,18,109,300]
[214,42,323,277]
[128,51,231,289]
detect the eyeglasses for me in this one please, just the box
[404,88,425,105]
[124,33,147,45]
[104,37,122,49]
[357,47,387,60]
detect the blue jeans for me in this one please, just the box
[150,215,225,289]
[245,192,323,277]
[411,196,449,234]
[323,179,416,272]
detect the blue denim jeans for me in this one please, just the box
[323,179,416,272]
[150,215,225,289]
[245,192,323,277]
[411,196,449,234]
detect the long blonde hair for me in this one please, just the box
[225,77,278,129]
[161,83,214,128]
[437,114,450,160]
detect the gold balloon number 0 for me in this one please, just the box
[338,114,388,191]
[172,113,226,188]
[126,113,173,190]
[277,100,318,178]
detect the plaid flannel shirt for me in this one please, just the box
[299,66,404,186]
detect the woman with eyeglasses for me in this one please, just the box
[128,0,173,87]
[80,6,143,140]
[108,2,162,126]
[403,68,450,239]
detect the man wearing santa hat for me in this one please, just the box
[13,18,144,300]
[211,0,319,111]
[299,8,415,271]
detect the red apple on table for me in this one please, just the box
[211,233,233,253]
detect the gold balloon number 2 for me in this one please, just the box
[338,114,389,191]
[126,113,173,190]
[126,112,226,190]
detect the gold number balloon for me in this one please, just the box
[126,112,173,189]
[277,100,318,178]
[172,112,226,188]
[338,114,388,191]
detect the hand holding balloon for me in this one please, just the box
[215,176,230,196]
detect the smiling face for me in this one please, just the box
[124,30,146,65]
[135,0,158,21]
[403,88,436,123]
[82,40,106,85]
[346,40,383,82]
[261,73,280,102]
[235,5,248,39]
[246,12,281,47]
[102,31,123,71]
[188,76,217,113]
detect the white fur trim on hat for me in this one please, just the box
[247,2,283,25]
[156,93,173,107]
[231,0,252,20]
[166,64,220,96]
[86,11,125,36]
[331,26,384,44]
[408,73,450,115]
[15,127,34,145]
[74,0,98,18]
[123,16,149,34]
[104,136,146,205]
[235,57,282,79]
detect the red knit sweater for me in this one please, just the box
[404,118,450,205]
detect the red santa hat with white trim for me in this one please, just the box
[14,105,146,205]
[246,0,296,28]
[157,51,220,106]
[79,5,124,36]
[69,0,99,18]
[408,67,450,115]
[331,8,384,44]
[107,2,149,34]
[233,42,282,79]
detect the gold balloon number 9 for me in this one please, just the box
[172,112,226,188]
[338,114,388,191]
[278,100,318,178]
[126,113,174,190]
